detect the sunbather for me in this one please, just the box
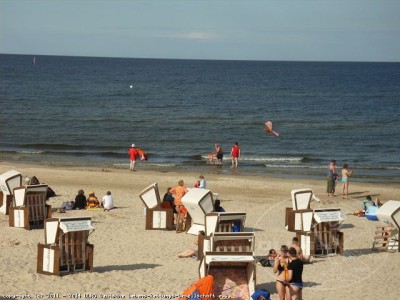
[177,231,205,258]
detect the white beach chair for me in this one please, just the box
[9,184,51,230]
[205,212,247,236]
[37,217,94,276]
[139,183,174,230]
[181,188,215,235]
[0,170,22,215]
[297,208,344,257]
[199,252,256,299]
[374,200,400,252]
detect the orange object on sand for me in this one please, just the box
[179,275,214,300]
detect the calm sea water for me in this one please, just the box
[1,54,399,183]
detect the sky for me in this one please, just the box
[1,0,400,62]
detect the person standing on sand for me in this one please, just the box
[326,160,336,197]
[170,180,189,232]
[287,247,304,300]
[230,142,241,168]
[341,163,353,199]
[128,144,138,172]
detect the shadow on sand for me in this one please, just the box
[94,263,161,273]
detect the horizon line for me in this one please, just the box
[0,52,399,64]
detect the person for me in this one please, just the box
[362,195,374,211]
[230,142,241,168]
[273,245,291,300]
[287,247,304,300]
[374,198,383,207]
[215,144,223,164]
[258,249,277,267]
[341,163,353,199]
[251,290,271,300]
[290,237,311,263]
[101,191,114,211]
[162,187,177,212]
[72,189,86,210]
[326,160,336,197]
[128,144,138,172]
[194,180,200,188]
[361,195,383,210]
[214,199,225,212]
[86,191,100,209]
[199,175,206,189]
[170,180,188,232]
[177,231,205,258]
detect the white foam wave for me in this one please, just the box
[201,155,303,162]
[147,163,176,167]
[18,151,44,154]
[265,164,323,169]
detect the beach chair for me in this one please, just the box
[374,200,400,252]
[211,232,255,253]
[139,183,174,230]
[205,212,247,236]
[285,188,317,232]
[37,217,94,276]
[297,208,344,257]
[199,252,256,300]
[9,184,51,230]
[181,188,215,235]
[0,170,22,215]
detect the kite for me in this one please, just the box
[264,121,279,137]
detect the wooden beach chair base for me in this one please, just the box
[372,225,393,252]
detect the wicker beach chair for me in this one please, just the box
[9,184,51,230]
[37,217,94,275]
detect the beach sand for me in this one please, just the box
[0,162,399,299]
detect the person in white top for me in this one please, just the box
[199,175,206,189]
[101,191,114,211]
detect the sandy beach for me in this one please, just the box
[0,161,399,300]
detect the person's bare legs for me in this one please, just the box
[177,249,195,258]
[276,281,287,300]
[342,182,348,199]
[289,285,301,300]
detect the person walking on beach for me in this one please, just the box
[128,144,138,172]
[230,142,241,168]
[326,160,336,197]
[341,163,353,199]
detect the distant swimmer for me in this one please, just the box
[264,121,279,137]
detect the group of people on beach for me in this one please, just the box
[128,142,241,172]
[326,159,354,199]
[208,142,241,168]
[162,175,225,233]
[71,189,114,211]
[257,237,306,300]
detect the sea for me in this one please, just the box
[1,54,399,184]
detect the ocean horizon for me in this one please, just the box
[1,54,399,183]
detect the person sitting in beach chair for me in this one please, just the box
[86,191,100,209]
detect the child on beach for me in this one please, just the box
[341,164,353,199]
